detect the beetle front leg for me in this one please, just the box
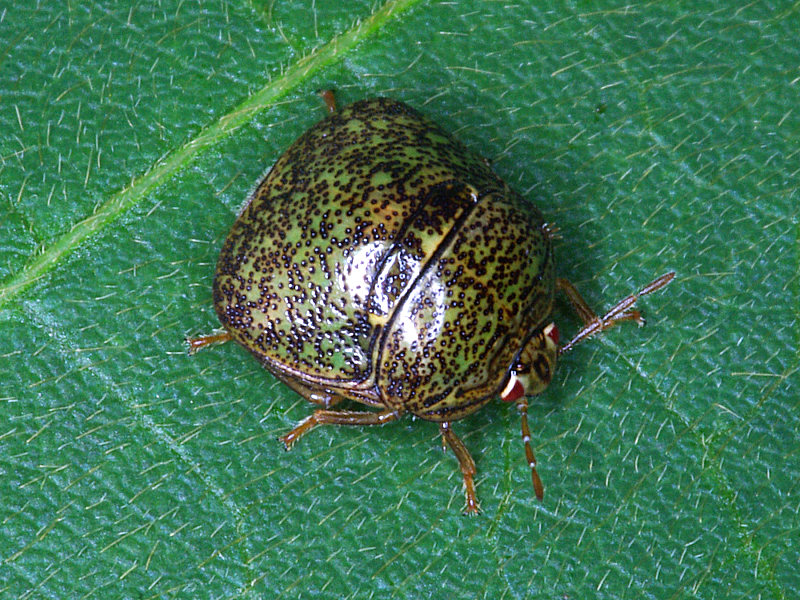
[279,408,399,449]
[556,272,675,355]
[439,422,480,515]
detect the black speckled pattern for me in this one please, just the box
[213,97,554,420]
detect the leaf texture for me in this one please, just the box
[1,1,797,598]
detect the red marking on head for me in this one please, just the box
[545,322,559,345]
[501,377,526,403]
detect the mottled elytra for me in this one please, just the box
[189,91,674,513]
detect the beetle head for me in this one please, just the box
[500,323,559,402]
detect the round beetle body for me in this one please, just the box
[191,93,674,513]
[213,97,555,423]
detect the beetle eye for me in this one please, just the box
[532,355,551,384]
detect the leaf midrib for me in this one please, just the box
[0,0,424,308]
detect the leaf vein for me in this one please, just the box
[0,0,424,308]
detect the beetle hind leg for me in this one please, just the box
[439,422,480,515]
[279,408,399,449]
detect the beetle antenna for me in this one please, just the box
[516,397,544,500]
[558,271,675,356]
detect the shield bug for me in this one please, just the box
[189,91,673,513]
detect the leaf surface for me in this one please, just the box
[1,1,797,598]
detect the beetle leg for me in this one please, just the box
[186,331,232,355]
[279,408,398,449]
[556,272,675,355]
[516,398,545,501]
[439,422,480,515]
[557,276,645,324]
[318,89,337,114]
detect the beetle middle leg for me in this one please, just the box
[279,408,399,449]
[439,422,480,515]
[186,330,233,354]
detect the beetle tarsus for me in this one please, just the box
[279,415,315,449]
[318,89,337,114]
[185,331,232,355]
[542,222,562,240]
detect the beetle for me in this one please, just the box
[189,90,673,513]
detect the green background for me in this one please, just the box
[1,1,797,598]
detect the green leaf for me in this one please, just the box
[1,1,797,598]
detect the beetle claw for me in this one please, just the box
[462,499,481,516]
[279,414,316,450]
